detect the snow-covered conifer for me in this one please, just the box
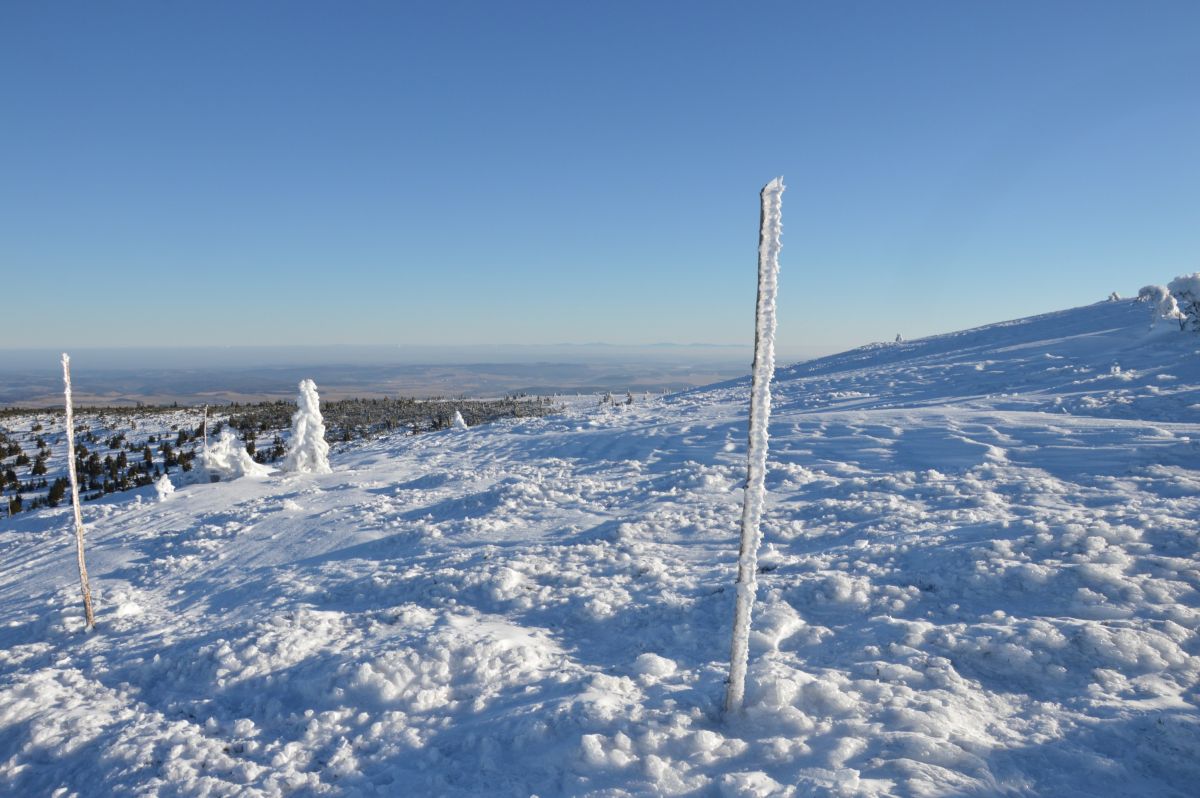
[284,379,332,474]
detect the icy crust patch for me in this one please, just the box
[349,610,570,715]
[0,607,583,796]
[0,668,272,795]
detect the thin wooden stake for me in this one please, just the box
[725,178,784,714]
[61,353,96,630]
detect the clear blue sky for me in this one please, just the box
[2,1,1197,357]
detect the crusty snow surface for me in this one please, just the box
[2,299,1199,796]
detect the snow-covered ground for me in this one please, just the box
[1,298,1198,796]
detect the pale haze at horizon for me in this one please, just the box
[1,1,1197,360]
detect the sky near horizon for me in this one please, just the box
[2,1,1198,357]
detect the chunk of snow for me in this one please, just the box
[633,652,677,678]
[115,602,142,618]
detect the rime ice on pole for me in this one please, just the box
[284,379,332,474]
[725,177,784,714]
[61,353,96,629]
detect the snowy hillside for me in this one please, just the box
[1,298,1198,796]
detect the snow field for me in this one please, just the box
[0,298,1198,795]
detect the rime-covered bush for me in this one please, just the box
[1138,284,1164,302]
[201,429,270,480]
[1138,284,1185,329]
[155,474,175,501]
[1167,273,1200,331]
[284,379,332,474]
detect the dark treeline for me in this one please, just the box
[226,396,553,444]
[1,396,553,517]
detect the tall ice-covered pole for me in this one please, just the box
[62,354,96,630]
[725,177,784,713]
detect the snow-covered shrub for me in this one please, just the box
[1138,284,1164,302]
[1167,273,1200,331]
[452,410,468,430]
[155,474,175,501]
[1137,285,1184,329]
[284,379,331,474]
[201,429,269,480]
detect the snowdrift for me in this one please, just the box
[1,298,1198,796]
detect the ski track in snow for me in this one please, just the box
[1,299,1199,796]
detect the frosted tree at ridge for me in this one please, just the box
[1138,284,1185,329]
[284,379,332,474]
[1167,273,1200,331]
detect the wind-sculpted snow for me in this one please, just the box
[1,298,1198,795]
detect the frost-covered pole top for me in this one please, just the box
[754,178,784,373]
